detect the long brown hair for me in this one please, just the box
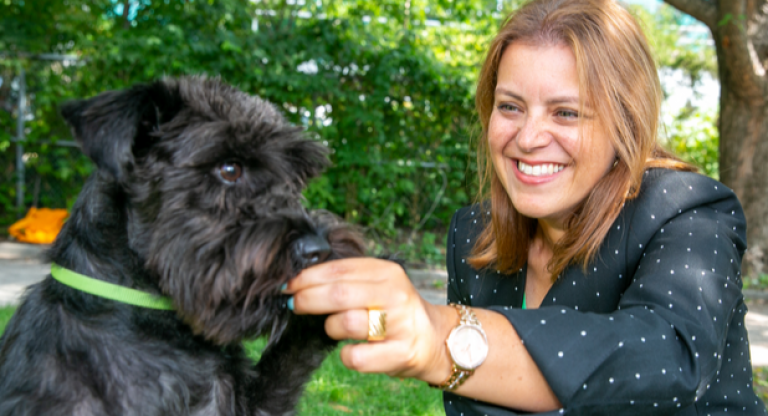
[469,0,694,280]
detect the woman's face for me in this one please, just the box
[489,42,616,228]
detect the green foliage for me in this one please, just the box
[663,108,719,180]
[632,3,717,84]
[0,0,502,261]
[744,274,768,291]
[634,3,720,181]
[717,13,747,31]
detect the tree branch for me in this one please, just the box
[122,1,131,30]
[664,0,717,29]
[750,0,768,65]
[716,0,767,101]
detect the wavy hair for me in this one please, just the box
[468,0,694,280]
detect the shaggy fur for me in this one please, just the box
[0,77,364,416]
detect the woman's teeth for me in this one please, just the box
[517,161,564,177]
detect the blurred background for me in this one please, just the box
[0,0,762,283]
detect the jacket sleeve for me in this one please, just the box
[487,172,748,415]
[446,207,463,305]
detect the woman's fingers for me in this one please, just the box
[286,258,402,293]
[339,341,428,378]
[289,258,410,315]
[324,309,369,340]
[290,281,387,315]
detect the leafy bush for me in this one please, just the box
[0,0,501,262]
[663,107,719,180]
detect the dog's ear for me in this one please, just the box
[60,81,183,181]
[290,138,330,184]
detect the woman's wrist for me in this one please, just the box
[418,302,460,385]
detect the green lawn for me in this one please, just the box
[0,306,443,415]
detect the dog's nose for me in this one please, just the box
[293,234,332,268]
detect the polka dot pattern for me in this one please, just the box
[442,169,766,415]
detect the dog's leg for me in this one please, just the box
[244,315,336,415]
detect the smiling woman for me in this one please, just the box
[471,0,694,283]
[285,0,767,415]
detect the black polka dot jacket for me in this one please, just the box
[443,169,767,415]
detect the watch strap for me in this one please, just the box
[430,364,474,391]
[454,303,480,326]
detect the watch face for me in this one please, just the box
[447,324,489,370]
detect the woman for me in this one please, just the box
[285,0,767,414]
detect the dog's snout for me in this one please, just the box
[294,234,332,268]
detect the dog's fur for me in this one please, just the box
[0,77,365,415]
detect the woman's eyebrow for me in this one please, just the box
[545,96,579,105]
[494,87,523,101]
[495,88,579,106]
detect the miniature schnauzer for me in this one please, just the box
[0,76,364,415]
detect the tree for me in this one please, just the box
[664,0,768,278]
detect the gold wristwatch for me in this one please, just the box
[430,303,489,391]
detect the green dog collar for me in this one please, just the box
[50,263,174,310]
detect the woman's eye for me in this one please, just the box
[218,162,242,184]
[557,110,578,118]
[498,103,520,112]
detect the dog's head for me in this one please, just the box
[61,76,364,344]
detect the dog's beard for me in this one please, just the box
[143,213,302,344]
[138,208,364,345]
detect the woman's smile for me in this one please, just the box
[516,161,565,177]
[513,159,568,183]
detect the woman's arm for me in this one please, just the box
[285,258,561,412]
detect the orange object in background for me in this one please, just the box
[8,207,69,245]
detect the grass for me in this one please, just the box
[0,306,16,335]
[0,306,443,415]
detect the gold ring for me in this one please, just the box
[367,309,387,341]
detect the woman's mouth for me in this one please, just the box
[517,160,566,177]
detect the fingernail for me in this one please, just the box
[280,283,288,292]
[287,297,294,311]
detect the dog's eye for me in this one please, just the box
[218,162,242,184]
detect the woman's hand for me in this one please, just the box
[286,258,560,411]
[285,258,454,384]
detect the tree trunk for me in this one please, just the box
[718,69,768,278]
[665,0,768,278]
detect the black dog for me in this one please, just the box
[0,77,364,415]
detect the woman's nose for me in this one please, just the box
[516,115,551,151]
